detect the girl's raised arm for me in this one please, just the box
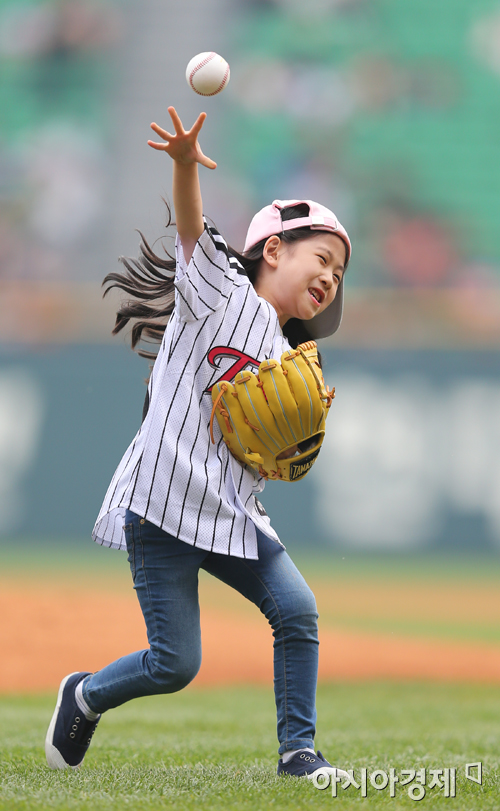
[148,106,216,264]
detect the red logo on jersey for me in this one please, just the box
[205,346,260,393]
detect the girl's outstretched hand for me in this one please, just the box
[148,106,217,169]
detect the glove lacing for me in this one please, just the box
[210,384,231,444]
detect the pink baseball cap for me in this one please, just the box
[243,199,352,339]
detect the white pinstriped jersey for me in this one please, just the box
[92,221,292,559]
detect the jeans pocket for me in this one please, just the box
[124,522,136,583]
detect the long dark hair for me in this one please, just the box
[102,202,330,359]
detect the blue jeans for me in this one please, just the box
[82,510,319,754]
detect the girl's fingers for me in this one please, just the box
[190,111,207,139]
[198,150,217,170]
[167,106,186,136]
[150,110,208,150]
[150,122,173,140]
[147,140,169,151]
[148,109,215,166]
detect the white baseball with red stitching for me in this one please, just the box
[186,52,230,96]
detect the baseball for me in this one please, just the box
[186,52,230,96]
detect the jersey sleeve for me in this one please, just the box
[174,220,246,321]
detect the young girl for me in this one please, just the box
[45,107,352,781]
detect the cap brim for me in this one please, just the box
[302,277,344,339]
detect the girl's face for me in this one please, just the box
[260,232,346,326]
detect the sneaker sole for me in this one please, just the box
[45,672,82,770]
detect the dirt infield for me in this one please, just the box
[2,572,500,692]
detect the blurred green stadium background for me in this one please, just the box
[1,0,500,556]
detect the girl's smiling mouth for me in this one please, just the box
[308,287,323,306]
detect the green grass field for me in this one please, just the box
[1,682,499,811]
[1,545,500,809]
